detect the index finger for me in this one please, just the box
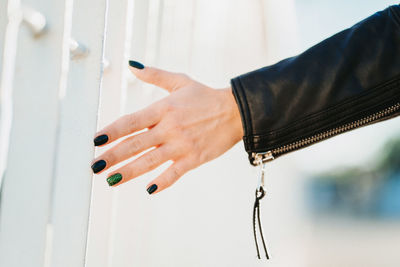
[129,61,191,93]
[94,101,164,146]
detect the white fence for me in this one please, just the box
[0,0,106,266]
[1,1,400,267]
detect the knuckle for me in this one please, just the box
[161,116,182,138]
[171,166,181,180]
[164,102,177,113]
[105,151,116,165]
[165,167,181,186]
[128,137,143,154]
[181,137,195,153]
[126,113,138,131]
[145,150,161,167]
[150,69,163,85]
[171,121,184,136]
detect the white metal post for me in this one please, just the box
[84,0,135,266]
[48,0,107,266]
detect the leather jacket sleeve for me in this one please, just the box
[231,5,400,165]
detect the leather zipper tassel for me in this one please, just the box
[253,186,269,259]
[252,152,274,259]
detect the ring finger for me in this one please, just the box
[106,144,175,187]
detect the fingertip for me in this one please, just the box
[146,183,158,195]
[94,134,109,146]
[107,173,123,186]
[91,159,107,174]
[129,60,145,70]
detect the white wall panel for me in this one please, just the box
[0,0,66,266]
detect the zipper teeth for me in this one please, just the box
[271,102,400,156]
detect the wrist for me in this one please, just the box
[221,86,244,141]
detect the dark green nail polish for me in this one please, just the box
[107,173,122,186]
[147,184,157,194]
[129,60,145,69]
[91,160,106,173]
[94,134,108,146]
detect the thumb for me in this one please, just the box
[128,60,191,92]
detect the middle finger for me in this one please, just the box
[91,127,163,174]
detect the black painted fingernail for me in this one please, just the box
[147,184,158,194]
[91,160,106,174]
[107,173,122,186]
[129,60,145,69]
[94,134,108,146]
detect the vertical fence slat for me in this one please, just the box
[0,0,66,266]
[48,0,107,266]
[85,0,134,266]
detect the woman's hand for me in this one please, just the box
[91,61,243,194]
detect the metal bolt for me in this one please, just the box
[21,6,47,37]
[103,58,110,71]
[70,39,89,60]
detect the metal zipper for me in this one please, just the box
[251,102,400,163]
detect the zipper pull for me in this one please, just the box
[252,151,274,260]
[253,151,274,190]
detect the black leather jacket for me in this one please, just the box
[231,5,400,166]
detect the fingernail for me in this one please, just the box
[91,160,106,174]
[147,184,158,194]
[94,134,108,146]
[129,60,145,69]
[107,173,122,186]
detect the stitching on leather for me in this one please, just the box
[262,80,400,141]
[270,77,399,135]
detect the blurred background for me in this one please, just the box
[1,0,400,267]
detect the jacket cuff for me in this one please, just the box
[230,77,253,152]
